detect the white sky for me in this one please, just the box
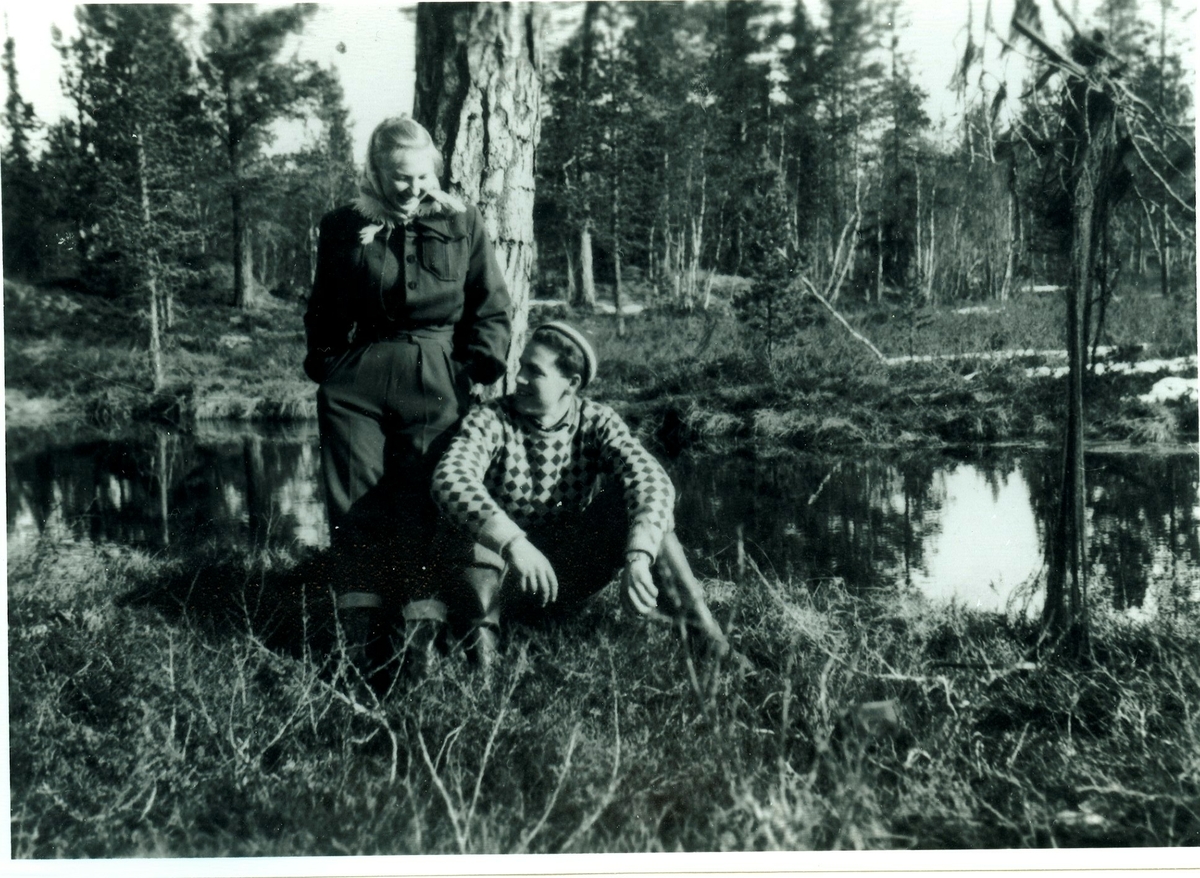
[0,0,1194,161]
[0,1,420,159]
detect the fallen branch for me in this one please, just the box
[416,721,469,854]
[798,277,888,362]
[1011,16,1087,79]
[512,724,581,854]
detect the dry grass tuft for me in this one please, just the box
[9,527,1198,856]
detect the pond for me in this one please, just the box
[7,422,1199,618]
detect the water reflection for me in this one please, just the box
[6,423,1198,615]
[669,449,1199,615]
[6,423,328,554]
[904,465,1041,613]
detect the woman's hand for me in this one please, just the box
[505,537,558,606]
[622,553,658,616]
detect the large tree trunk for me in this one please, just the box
[414,1,544,392]
[232,207,254,308]
[225,70,252,310]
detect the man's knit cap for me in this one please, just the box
[534,321,598,389]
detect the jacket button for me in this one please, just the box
[406,254,415,264]
[407,281,416,290]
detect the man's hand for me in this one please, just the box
[622,552,658,616]
[505,537,558,606]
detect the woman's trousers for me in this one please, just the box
[316,329,469,608]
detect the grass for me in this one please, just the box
[5,277,1196,449]
[9,523,1199,856]
[4,279,315,427]
[576,288,1197,452]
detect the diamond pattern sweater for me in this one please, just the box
[432,396,676,560]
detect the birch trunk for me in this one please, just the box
[578,221,596,308]
[224,69,255,310]
[1001,155,1019,303]
[667,228,681,305]
[135,121,164,391]
[875,218,883,302]
[925,201,937,303]
[687,168,706,309]
[612,171,624,336]
[156,430,170,547]
[563,239,576,303]
[915,158,922,292]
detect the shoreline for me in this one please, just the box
[6,364,1198,455]
[6,282,1196,450]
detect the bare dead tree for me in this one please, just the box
[994,0,1195,657]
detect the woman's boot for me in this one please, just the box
[399,598,447,683]
[335,590,383,674]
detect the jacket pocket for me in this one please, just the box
[320,345,359,383]
[419,233,468,282]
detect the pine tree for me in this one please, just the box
[1134,0,1193,297]
[57,5,204,387]
[875,8,930,294]
[622,1,728,308]
[260,69,358,297]
[819,0,886,226]
[1,35,43,277]
[197,4,322,308]
[778,0,824,269]
[415,0,544,386]
[709,0,774,277]
[732,162,802,366]
[540,0,606,308]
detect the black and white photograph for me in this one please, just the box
[2,0,1197,869]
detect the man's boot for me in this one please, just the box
[463,564,503,681]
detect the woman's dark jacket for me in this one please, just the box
[303,199,511,385]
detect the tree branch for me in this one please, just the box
[1011,17,1087,79]
[799,276,888,362]
[1127,133,1197,216]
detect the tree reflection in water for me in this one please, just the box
[6,427,1197,615]
[6,423,327,553]
[670,449,1198,615]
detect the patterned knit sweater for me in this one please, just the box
[432,396,676,559]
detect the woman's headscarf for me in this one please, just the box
[354,116,465,227]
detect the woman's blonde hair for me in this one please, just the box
[367,115,444,177]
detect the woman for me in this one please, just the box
[304,115,511,668]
